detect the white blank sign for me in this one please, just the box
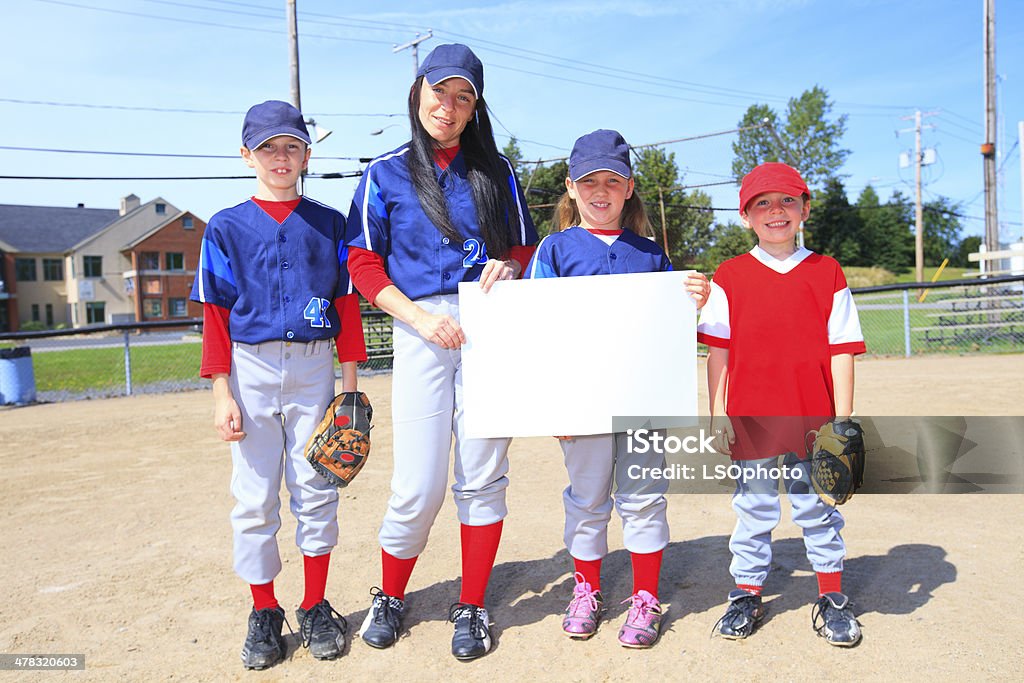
[459,271,697,438]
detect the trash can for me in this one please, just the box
[0,346,37,405]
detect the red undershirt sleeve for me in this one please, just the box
[348,246,393,306]
[333,293,368,363]
[507,245,536,277]
[200,303,232,378]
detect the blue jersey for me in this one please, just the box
[346,144,537,301]
[525,226,673,279]
[190,197,353,344]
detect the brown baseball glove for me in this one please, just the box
[305,392,373,488]
[807,418,865,506]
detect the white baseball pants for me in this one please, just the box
[729,452,846,587]
[227,339,338,585]
[561,432,670,561]
[379,294,511,559]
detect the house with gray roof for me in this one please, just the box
[0,195,205,332]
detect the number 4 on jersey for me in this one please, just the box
[304,296,332,328]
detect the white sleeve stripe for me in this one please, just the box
[501,155,527,243]
[360,147,410,252]
[696,280,731,339]
[829,287,864,344]
[196,239,207,302]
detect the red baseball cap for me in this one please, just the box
[739,162,810,213]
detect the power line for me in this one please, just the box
[0,144,371,161]
[30,0,394,44]
[0,171,364,181]
[0,97,404,118]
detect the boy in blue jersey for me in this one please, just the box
[191,100,367,670]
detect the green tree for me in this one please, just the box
[732,86,850,188]
[857,185,913,273]
[922,197,964,266]
[521,159,569,238]
[501,136,524,169]
[952,235,982,268]
[632,146,713,266]
[701,221,756,272]
[804,177,863,264]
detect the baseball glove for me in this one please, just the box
[807,419,865,506]
[305,392,373,488]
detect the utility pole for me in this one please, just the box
[982,0,999,253]
[287,0,301,111]
[393,30,433,76]
[899,111,937,283]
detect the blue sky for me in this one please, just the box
[3,0,1023,245]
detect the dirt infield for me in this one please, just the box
[1,354,1021,681]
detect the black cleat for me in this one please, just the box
[812,592,862,647]
[712,589,766,640]
[296,599,348,660]
[240,606,287,670]
[449,603,492,661]
[358,587,405,649]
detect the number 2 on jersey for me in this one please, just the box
[462,238,489,268]
[303,297,332,328]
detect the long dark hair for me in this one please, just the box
[406,77,515,258]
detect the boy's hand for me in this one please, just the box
[710,416,734,455]
[215,395,246,442]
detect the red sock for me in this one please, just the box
[737,583,763,596]
[250,581,278,611]
[630,549,663,599]
[816,571,842,596]
[382,548,418,600]
[572,556,602,592]
[300,552,331,610]
[459,521,503,607]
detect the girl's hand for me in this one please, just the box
[479,258,519,293]
[685,271,711,309]
[710,416,734,456]
[412,310,467,349]
[554,435,574,441]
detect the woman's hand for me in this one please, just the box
[479,258,519,293]
[685,271,711,310]
[412,309,467,349]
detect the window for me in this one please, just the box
[144,299,163,317]
[85,301,105,324]
[83,255,103,278]
[165,252,185,271]
[15,258,36,282]
[143,278,162,295]
[169,298,188,317]
[45,304,53,327]
[182,216,194,230]
[140,251,160,270]
[43,258,64,281]
[31,304,39,321]
[155,203,166,215]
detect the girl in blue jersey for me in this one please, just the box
[345,43,538,661]
[526,129,709,649]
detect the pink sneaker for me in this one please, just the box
[561,572,604,639]
[617,590,663,648]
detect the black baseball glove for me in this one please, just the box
[807,419,865,506]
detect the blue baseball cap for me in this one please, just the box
[242,100,311,150]
[417,43,484,98]
[569,129,632,181]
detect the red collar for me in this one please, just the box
[434,145,460,170]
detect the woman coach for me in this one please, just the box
[344,43,537,661]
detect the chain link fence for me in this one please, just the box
[2,276,1021,404]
